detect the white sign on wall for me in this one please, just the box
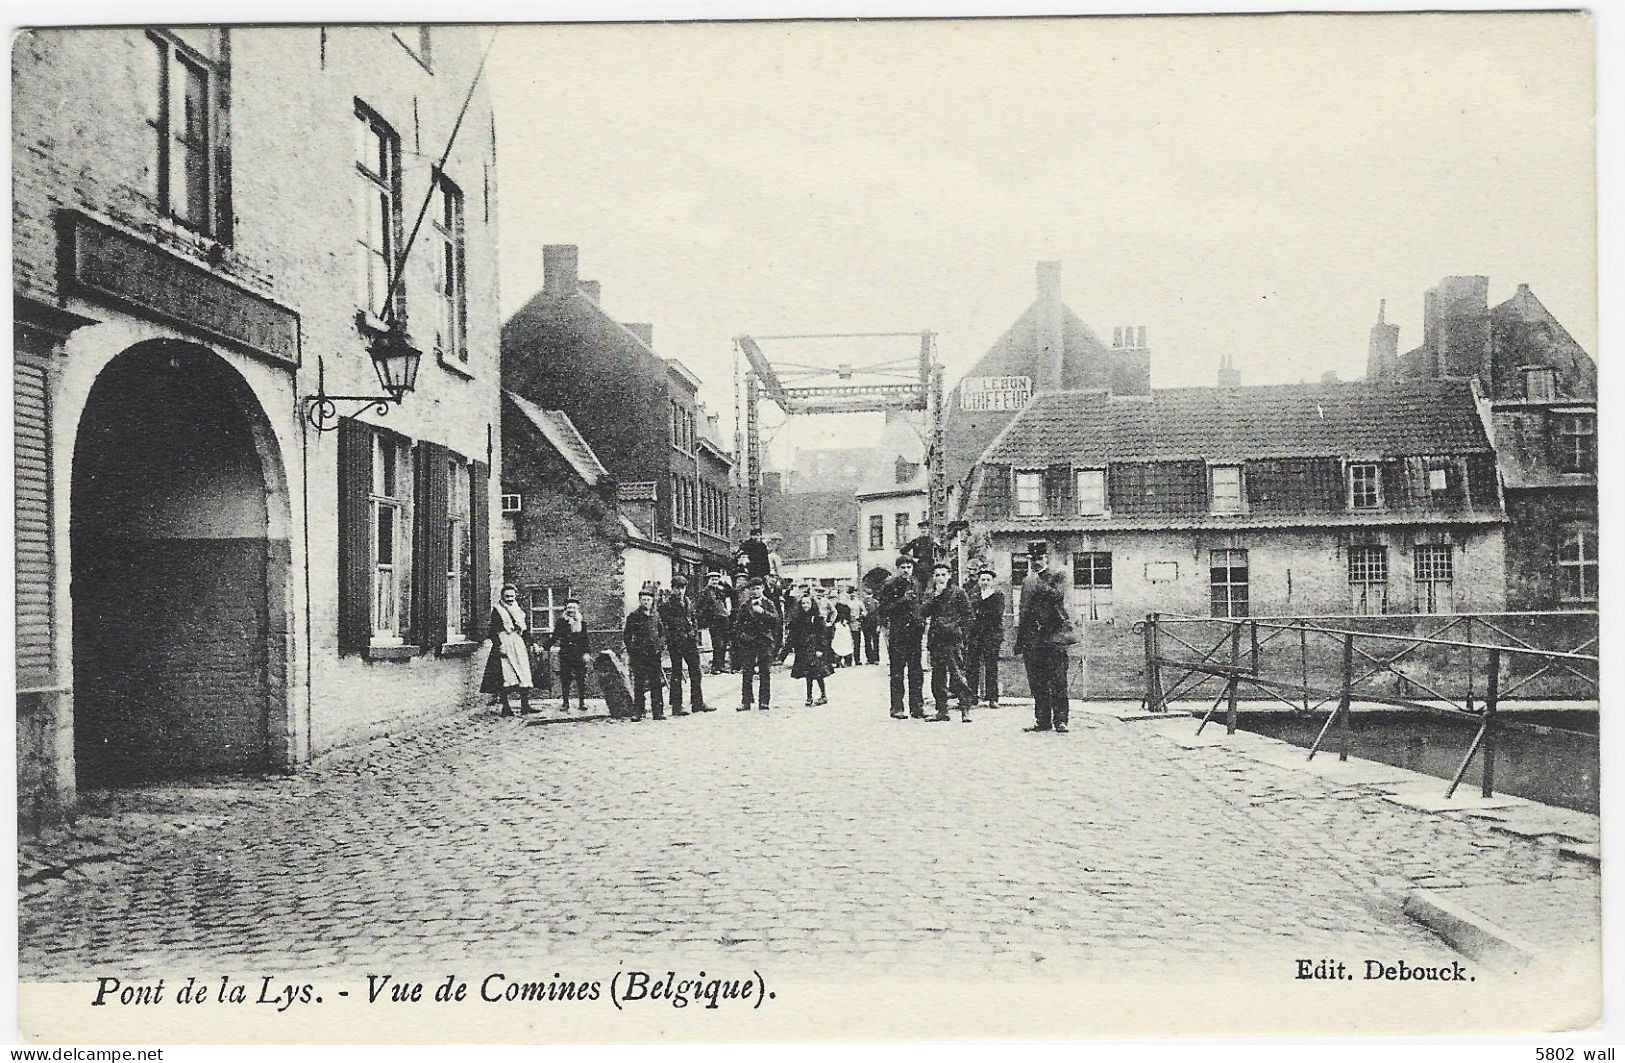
[960,375,1032,411]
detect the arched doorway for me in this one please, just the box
[71,341,282,785]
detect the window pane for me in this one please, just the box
[376,505,395,565]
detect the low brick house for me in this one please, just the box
[961,380,1507,696]
[500,392,672,657]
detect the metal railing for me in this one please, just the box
[1132,611,1599,799]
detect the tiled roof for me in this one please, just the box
[504,391,611,485]
[982,380,1491,466]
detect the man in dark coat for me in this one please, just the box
[697,570,734,674]
[969,568,1006,707]
[922,561,974,722]
[731,578,781,711]
[622,588,667,720]
[550,597,591,712]
[879,555,926,719]
[659,575,710,715]
[1013,542,1076,734]
[903,520,940,592]
[859,586,882,665]
[739,529,771,580]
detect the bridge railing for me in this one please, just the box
[1132,611,1599,800]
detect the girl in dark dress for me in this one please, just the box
[788,593,833,705]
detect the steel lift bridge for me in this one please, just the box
[733,329,947,543]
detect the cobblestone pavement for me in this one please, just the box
[19,663,1594,981]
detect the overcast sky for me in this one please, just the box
[488,13,1594,463]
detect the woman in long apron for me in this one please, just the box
[481,583,535,716]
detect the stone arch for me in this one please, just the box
[70,339,292,784]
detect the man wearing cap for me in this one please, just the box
[922,560,974,722]
[739,528,771,580]
[697,570,733,675]
[904,520,940,593]
[731,577,781,711]
[622,587,668,721]
[1013,541,1076,733]
[659,575,710,715]
[879,555,927,719]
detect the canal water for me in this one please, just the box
[1237,710,1599,814]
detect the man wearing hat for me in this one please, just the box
[697,569,734,674]
[731,577,781,711]
[904,519,940,593]
[879,555,927,719]
[1013,541,1077,733]
[659,575,711,715]
[922,560,974,722]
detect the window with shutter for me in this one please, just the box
[412,441,450,649]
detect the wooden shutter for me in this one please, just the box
[15,360,53,685]
[1045,462,1074,515]
[471,460,491,626]
[337,418,373,655]
[413,441,450,650]
[975,463,1012,520]
[212,29,234,244]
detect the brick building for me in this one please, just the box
[760,446,875,587]
[1365,278,1598,609]
[14,26,502,826]
[943,260,1151,510]
[499,392,671,654]
[961,380,1506,696]
[501,245,734,591]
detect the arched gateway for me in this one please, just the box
[70,341,290,785]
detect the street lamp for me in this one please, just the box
[302,325,424,434]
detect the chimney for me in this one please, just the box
[1137,326,1147,348]
[578,280,601,304]
[542,244,579,295]
[1366,298,1401,382]
[1216,353,1241,388]
[1036,261,1064,390]
[1320,369,1341,385]
[625,322,653,347]
[1112,326,1123,348]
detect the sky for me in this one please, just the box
[487,13,1595,465]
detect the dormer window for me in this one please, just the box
[1210,465,1243,514]
[1348,463,1382,509]
[1075,469,1106,515]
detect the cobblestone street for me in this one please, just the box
[19,663,1594,982]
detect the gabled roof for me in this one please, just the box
[980,380,1491,467]
[855,412,927,499]
[503,391,611,485]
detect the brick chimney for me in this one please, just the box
[1217,353,1240,388]
[625,322,653,347]
[578,280,601,304]
[1036,261,1064,390]
[542,245,579,295]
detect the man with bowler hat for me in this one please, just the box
[1013,541,1076,733]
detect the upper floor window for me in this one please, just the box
[1075,469,1106,516]
[1556,413,1596,473]
[895,512,910,548]
[1522,366,1556,400]
[810,531,835,559]
[1348,462,1381,509]
[146,32,223,235]
[432,175,467,363]
[868,515,885,550]
[355,104,403,323]
[1014,470,1044,517]
[1559,527,1598,602]
[1210,465,1243,514]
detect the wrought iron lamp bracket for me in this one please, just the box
[302,356,401,434]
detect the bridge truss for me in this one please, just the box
[733,330,946,541]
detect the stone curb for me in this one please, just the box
[1402,889,1540,971]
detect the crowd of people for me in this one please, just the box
[482,526,1076,734]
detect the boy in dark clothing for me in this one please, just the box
[731,578,781,711]
[622,589,667,720]
[658,575,709,715]
[550,597,591,711]
[922,561,974,722]
[969,569,1006,707]
[1013,542,1076,734]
